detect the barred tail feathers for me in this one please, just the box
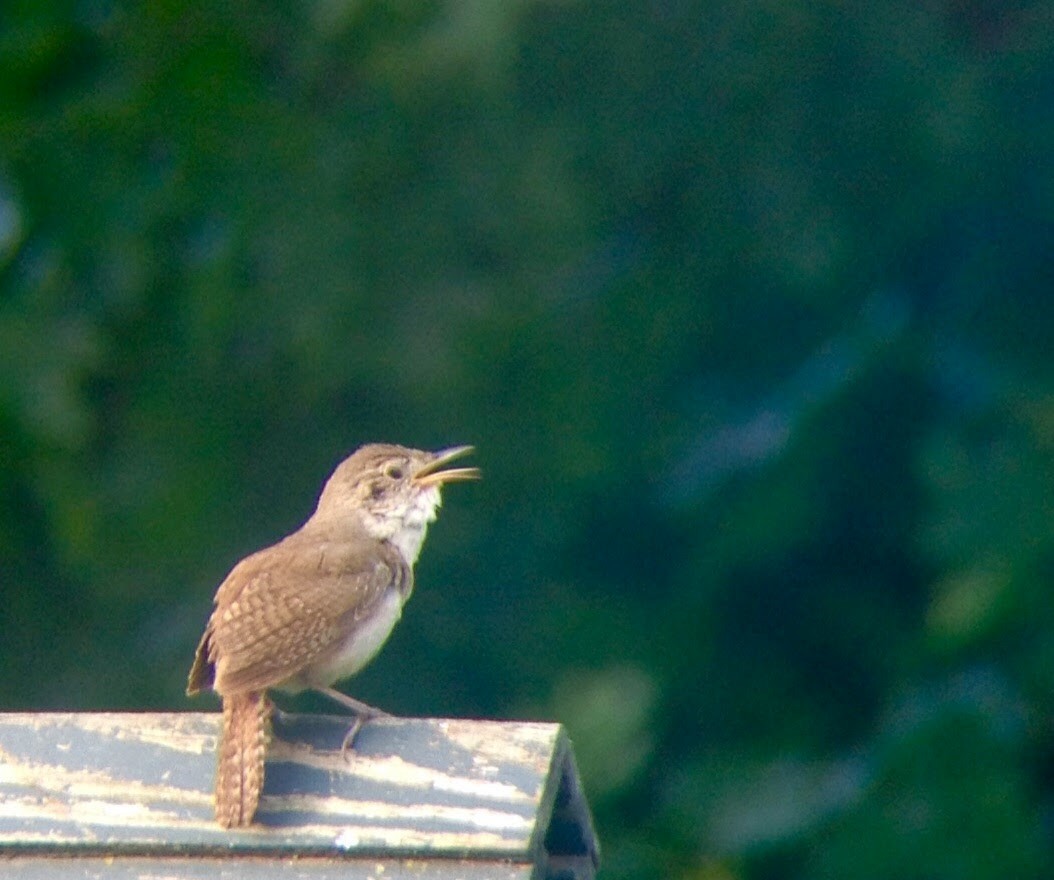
[215,691,271,827]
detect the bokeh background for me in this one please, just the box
[3,2,1053,877]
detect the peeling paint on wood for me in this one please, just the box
[0,713,598,879]
[0,856,536,879]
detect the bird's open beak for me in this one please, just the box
[414,445,480,487]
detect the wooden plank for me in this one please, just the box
[0,857,535,879]
[0,712,594,876]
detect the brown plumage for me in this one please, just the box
[186,443,478,827]
[213,692,271,828]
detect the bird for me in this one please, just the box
[186,443,478,827]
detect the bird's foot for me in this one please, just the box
[340,706,393,760]
[311,685,392,760]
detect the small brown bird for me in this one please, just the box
[187,443,478,827]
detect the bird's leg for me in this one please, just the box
[270,701,290,725]
[312,686,392,758]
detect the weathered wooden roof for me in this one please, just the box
[0,712,598,879]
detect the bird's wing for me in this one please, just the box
[200,532,411,695]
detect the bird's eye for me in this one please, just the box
[385,465,404,480]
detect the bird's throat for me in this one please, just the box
[361,485,442,566]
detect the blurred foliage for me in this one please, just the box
[2,1,1053,876]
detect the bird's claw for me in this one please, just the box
[340,717,364,761]
[339,709,394,761]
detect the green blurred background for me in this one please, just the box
[2,2,1053,876]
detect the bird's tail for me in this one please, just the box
[215,691,271,827]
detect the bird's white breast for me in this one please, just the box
[306,589,406,686]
